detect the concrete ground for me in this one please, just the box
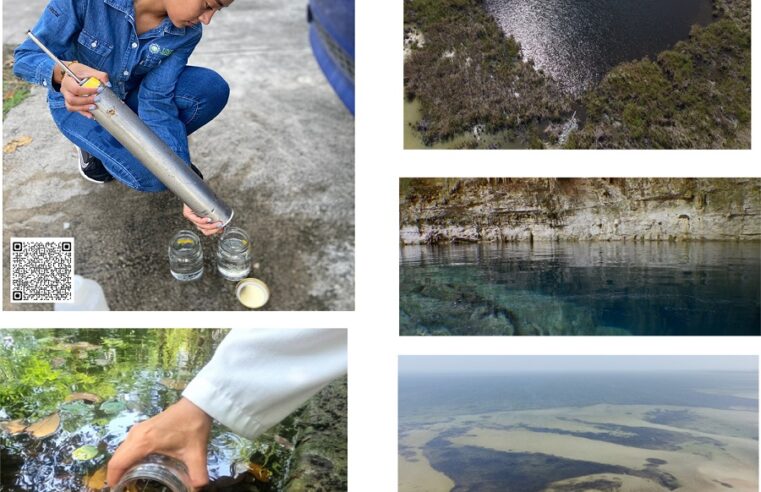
[3,0,354,311]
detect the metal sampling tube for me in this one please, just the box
[26,31,234,226]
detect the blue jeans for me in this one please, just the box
[51,66,229,192]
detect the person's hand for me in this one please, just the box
[106,398,212,490]
[59,62,109,119]
[183,204,224,236]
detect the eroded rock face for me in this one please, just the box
[399,178,760,244]
[284,377,347,492]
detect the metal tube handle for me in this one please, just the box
[25,31,84,84]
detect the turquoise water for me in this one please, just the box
[399,242,761,336]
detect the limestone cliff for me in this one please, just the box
[400,178,760,244]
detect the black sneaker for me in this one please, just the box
[76,147,113,184]
[190,163,203,180]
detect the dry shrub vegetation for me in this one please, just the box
[404,0,572,147]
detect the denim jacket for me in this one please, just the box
[14,0,203,164]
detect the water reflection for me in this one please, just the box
[483,0,714,95]
[400,242,761,335]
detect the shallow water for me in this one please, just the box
[483,0,714,95]
[0,329,287,491]
[403,99,525,149]
[399,242,761,336]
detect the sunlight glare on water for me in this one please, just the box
[483,0,714,95]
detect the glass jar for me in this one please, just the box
[216,227,252,281]
[111,454,192,492]
[168,230,204,281]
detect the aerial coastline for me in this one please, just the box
[399,358,759,492]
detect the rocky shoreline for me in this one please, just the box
[400,178,761,244]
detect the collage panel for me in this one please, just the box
[400,178,761,336]
[2,0,355,311]
[399,355,759,492]
[0,327,347,491]
[403,0,750,149]
[0,0,759,490]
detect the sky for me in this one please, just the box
[398,355,758,374]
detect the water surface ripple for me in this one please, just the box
[483,0,714,95]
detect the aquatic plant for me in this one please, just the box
[71,445,99,461]
[24,413,61,439]
[0,352,75,419]
[0,334,118,419]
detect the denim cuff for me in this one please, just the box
[35,58,55,90]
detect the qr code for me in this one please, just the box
[10,238,74,303]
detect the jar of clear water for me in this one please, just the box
[168,230,204,281]
[216,227,252,281]
[111,454,192,492]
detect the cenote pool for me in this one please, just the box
[0,329,295,491]
[400,242,761,336]
[484,0,714,95]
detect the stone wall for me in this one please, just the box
[400,178,760,244]
[284,377,347,491]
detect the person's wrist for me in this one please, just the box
[61,61,78,82]
[176,397,212,432]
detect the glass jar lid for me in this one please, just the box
[235,278,270,309]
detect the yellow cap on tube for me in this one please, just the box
[81,77,102,89]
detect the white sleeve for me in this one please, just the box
[182,328,347,439]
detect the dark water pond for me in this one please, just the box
[483,0,714,94]
[0,329,293,491]
[400,242,761,336]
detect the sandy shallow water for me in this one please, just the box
[399,404,758,492]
